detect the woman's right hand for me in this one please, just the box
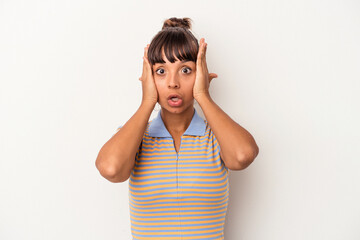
[139,44,158,105]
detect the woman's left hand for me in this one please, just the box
[193,38,218,100]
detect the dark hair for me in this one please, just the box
[147,17,199,66]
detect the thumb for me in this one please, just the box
[209,73,218,83]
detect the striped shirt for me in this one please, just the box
[118,108,229,240]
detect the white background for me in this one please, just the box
[1,0,359,239]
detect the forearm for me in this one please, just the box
[96,101,155,182]
[196,93,259,170]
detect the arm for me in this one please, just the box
[193,38,259,170]
[196,93,259,170]
[95,101,155,182]
[96,44,158,182]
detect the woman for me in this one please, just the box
[96,17,259,239]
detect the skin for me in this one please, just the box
[95,38,259,183]
[142,38,259,168]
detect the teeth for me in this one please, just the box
[171,97,179,101]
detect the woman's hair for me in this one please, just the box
[147,17,199,66]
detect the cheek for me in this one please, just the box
[184,81,195,95]
[188,77,196,88]
[154,79,165,93]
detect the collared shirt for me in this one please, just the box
[118,108,229,239]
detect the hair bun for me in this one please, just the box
[162,17,192,30]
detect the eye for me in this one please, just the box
[182,67,192,74]
[155,68,165,75]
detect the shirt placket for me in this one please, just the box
[172,136,183,239]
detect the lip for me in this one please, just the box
[167,93,182,100]
[167,93,183,107]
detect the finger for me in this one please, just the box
[201,43,208,67]
[142,51,150,68]
[143,56,152,73]
[202,43,208,64]
[197,41,205,67]
[145,44,149,59]
[201,41,206,56]
[142,55,147,73]
[202,42,211,72]
[204,43,207,57]
[197,38,205,59]
[202,51,209,73]
[199,38,204,45]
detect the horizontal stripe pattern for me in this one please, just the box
[129,119,229,240]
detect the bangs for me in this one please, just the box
[148,28,199,66]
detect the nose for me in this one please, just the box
[167,73,180,89]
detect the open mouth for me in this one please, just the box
[167,94,183,106]
[168,94,181,101]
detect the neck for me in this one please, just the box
[160,106,195,135]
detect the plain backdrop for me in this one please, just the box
[1,0,359,239]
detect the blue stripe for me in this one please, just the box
[130,206,228,215]
[129,198,228,205]
[130,210,228,219]
[132,230,224,238]
[128,115,228,239]
[130,215,226,223]
[130,178,226,186]
[131,225,223,233]
[131,220,225,228]
[129,182,228,191]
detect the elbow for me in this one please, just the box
[231,146,259,171]
[240,145,259,169]
[95,157,131,183]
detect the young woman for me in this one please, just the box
[96,17,259,240]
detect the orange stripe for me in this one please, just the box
[129,181,228,190]
[129,206,227,217]
[129,192,229,205]
[130,212,226,221]
[130,232,223,240]
[129,184,228,195]
[129,195,229,208]
[132,165,223,174]
[134,162,222,170]
[129,202,228,212]
[130,172,224,180]
[130,192,228,201]
[129,174,228,185]
[131,227,223,235]
[127,121,227,239]
[130,218,224,226]
[131,223,224,231]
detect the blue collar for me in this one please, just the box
[148,108,206,137]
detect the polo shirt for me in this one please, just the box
[117,108,229,240]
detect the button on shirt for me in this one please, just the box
[119,108,229,240]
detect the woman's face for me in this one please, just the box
[152,54,196,114]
